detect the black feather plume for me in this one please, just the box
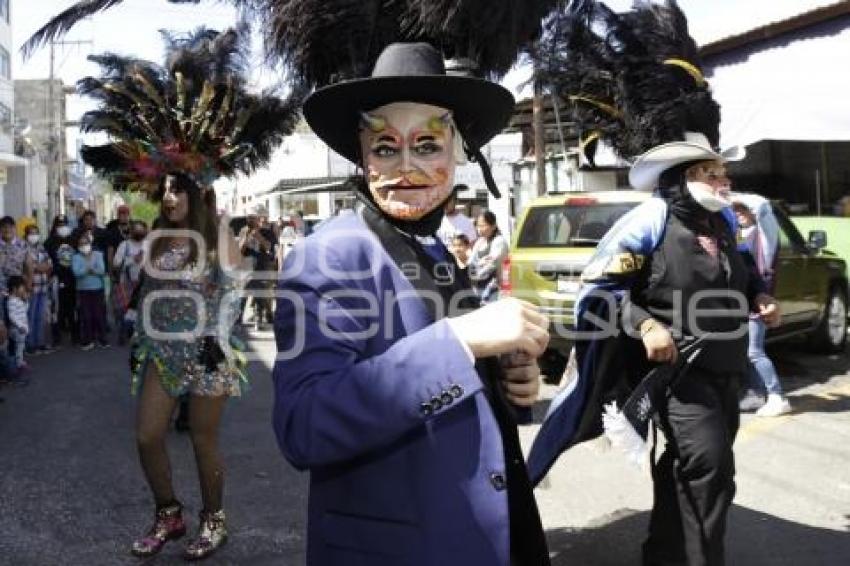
[260,0,412,87]
[536,0,722,162]
[614,0,720,152]
[403,0,560,78]
[535,0,625,164]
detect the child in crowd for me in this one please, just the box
[6,275,30,372]
[71,234,109,350]
[450,233,472,276]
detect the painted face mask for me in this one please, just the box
[359,102,460,221]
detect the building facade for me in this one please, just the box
[0,0,28,219]
[14,79,67,226]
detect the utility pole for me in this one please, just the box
[47,39,93,220]
[532,72,547,196]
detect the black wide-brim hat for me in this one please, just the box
[303,42,515,165]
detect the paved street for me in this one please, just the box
[1,332,849,565]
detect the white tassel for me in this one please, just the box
[602,402,649,468]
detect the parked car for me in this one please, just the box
[505,191,849,380]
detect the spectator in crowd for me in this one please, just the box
[277,217,299,265]
[72,233,109,350]
[0,216,32,292]
[733,200,791,417]
[436,184,477,247]
[106,205,132,330]
[468,210,509,304]
[45,215,78,346]
[295,210,311,237]
[6,275,30,373]
[106,204,132,264]
[73,210,109,255]
[238,205,276,328]
[23,224,53,354]
[113,220,148,345]
[449,233,472,276]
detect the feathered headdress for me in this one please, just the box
[536,0,724,167]
[24,0,558,83]
[76,25,303,195]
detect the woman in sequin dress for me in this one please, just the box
[130,173,245,559]
[27,13,296,560]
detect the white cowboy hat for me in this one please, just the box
[628,132,746,192]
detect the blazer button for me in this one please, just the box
[441,391,454,406]
[420,402,433,417]
[430,396,443,411]
[449,384,464,398]
[489,472,507,491]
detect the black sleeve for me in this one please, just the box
[620,292,653,334]
[619,255,655,333]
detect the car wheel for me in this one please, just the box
[808,286,848,353]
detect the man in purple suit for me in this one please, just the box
[273,43,552,565]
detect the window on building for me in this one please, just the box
[0,46,9,79]
[0,0,8,25]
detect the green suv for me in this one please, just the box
[505,192,849,379]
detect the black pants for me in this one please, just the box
[53,285,78,345]
[644,369,740,566]
[241,278,273,323]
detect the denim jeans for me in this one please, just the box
[747,318,782,396]
[26,291,48,350]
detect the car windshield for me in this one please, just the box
[518,203,636,248]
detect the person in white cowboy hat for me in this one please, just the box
[527,2,781,565]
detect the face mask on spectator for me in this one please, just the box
[79,244,92,255]
[27,234,41,245]
[57,226,71,238]
[132,231,146,241]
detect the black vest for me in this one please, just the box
[634,213,750,374]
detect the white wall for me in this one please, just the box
[707,20,850,148]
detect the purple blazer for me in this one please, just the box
[273,212,513,565]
